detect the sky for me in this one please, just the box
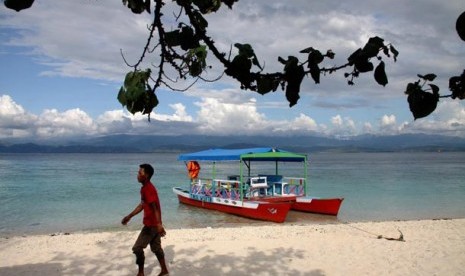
[1,1,464,143]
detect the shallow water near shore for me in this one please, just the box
[1,151,464,236]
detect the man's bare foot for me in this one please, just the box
[136,272,144,276]
[158,271,169,276]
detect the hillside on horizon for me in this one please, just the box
[1,133,465,153]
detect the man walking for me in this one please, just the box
[122,163,169,276]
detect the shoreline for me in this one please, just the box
[2,212,463,238]
[3,208,464,239]
[0,216,462,239]
[1,218,465,275]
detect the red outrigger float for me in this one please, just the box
[173,148,343,223]
[259,196,344,216]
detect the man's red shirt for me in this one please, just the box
[140,181,162,227]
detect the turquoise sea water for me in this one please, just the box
[0,152,464,236]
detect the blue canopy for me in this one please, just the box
[178,147,291,161]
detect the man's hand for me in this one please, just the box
[122,204,143,226]
[121,215,131,225]
[157,224,166,237]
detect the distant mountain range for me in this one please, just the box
[1,133,465,153]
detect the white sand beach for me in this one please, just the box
[1,219,464,276]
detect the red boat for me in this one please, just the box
[173,187,290,223]
[173,148,344,223]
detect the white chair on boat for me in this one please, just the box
[259,175,283,195]
[249,177,268,197]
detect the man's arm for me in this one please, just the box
[121,203,143,225]
[150,202,166,237]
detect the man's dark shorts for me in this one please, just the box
[132,226,165,265]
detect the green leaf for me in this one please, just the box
[382,46,390,57]
[232,44,262,69]
[283,56,299,73]
[117,87,127,106]
[309,63,320,84]
[189,61,202,77]
[176,0,192,5]
[374,61,388,86]
[284,64,305,107]
[234,43,254,57]
[164,30,181,47]
[278,56,287,65]
[362,43,380,59]
[347,48,362,65]
[193,0,221,14]
[143,91,159,115]
[221,0,238,9]
[418,74,437,81]
[118,69,157,117]
[187,45,207,61]
[191,10,208,30]
[225,54,252,85]
[299,47,315,54]
[180,26,198,50]
[354,60,374,73]
[4,0,34,11]
[456,11,465,42]
[389,45,399,62]
[307,50,324,65]
[252,54,263,70]
[123,0,148,14]
[367,36,385,48]
[407,90,439,120]
[404,82,422,95]
[144,0,151,13]
[257,76,278,95]
[326,49,335,59]
[362,36,385,58]
[428,84,440,95]
[449,71,465,99]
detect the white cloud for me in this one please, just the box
[94,104,196,136]
[290,114,318,132]
[0,95,37,138]
[195,97,266,135]
[331,115,343,127]
[1,93,465,141]
[326,115,356,137]
[363,122,374,134]
[95,110,133,135]
[153,103,193,122]
[35,108,97,138]
[379,114,399,134]
[381,115,396,127]
[0,95,195,139]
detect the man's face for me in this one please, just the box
[137,168,147,184]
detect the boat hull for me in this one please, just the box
[257,196,344,216]
[173,187,290,223]
[292,197,344,216]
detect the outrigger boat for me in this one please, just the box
[173,147,343,223]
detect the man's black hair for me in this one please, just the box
[140,163,154,179]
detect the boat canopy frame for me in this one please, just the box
[239,150,308,197]
[178,147,309,199]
